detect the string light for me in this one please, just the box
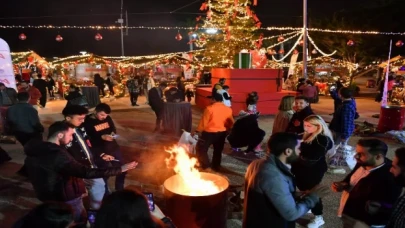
[265,32,301,50]
[307,33,337,57]
[272,33,304,62]
[1,24,404,35]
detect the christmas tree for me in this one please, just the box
[195,0,262,67]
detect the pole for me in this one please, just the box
[189,34,193,51]
[120,0,125,56]
[302,0,308,79]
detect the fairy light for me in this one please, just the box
[272,33,304,62]
[265,32,301,50]
[307,33,337,57]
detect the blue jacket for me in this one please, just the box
[329,99,356,140]
[243,154,319,228]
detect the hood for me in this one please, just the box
[24,140,63,157]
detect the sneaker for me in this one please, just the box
[307,215,325,228]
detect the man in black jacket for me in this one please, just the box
[84,103,126,194]
[33,73,48,108]
[148,82,167,132]
[62,105,115,211]
[24,121,137,226]
[332,138,402,227]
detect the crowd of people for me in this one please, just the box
[1,72,405,228]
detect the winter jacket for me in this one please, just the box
[243,154,319,228]
[329,99,356,140]
[24,140,122,202]
[286,106,314,135]
[65,125,97,168]
[84,114,119,155]
[6,102,44,134]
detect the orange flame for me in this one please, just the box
[165,146,220,196]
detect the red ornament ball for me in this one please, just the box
[299,40,304,46]
[293,49,299,54]
[277,36,285,42]
[175,32,183,41]
[312,49,317,54]
[19,33,27,40]
[396,40,404,47]
[55,35,63,42]
[278,49,285,54]
[95,33,103,41]
[347,40,355,46]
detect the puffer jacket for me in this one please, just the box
[24,140,122,202]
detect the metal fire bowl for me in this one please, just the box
[163,172,229,228]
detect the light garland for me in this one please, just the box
[307,33,337,57]
[118,49,203,62]
[265,32,301,50]
[272,33,304,62]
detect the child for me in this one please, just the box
[272,95,295,134]
[246,91,259,114]
[217,85,232,107]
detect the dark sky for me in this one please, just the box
[0,0,371,57]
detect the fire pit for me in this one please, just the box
[163,172,229,228]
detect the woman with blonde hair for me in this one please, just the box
[272,95,295,134]
[291,115,333,228]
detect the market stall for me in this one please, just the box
[11,51,50,81]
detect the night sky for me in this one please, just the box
[0,0,373,57]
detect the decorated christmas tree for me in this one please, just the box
[195,0,262,67]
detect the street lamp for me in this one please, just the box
[206,28,218,34]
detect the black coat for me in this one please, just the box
[227,115,263,147]
[291,134,333,190]
[33,79,47,94]
[24,140,122,202]
[148,87,164,112]
[286,106,314,135]
[65,126,98,167]
[342,160,402,226]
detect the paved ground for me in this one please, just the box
[0,94,402,228]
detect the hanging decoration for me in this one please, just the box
[55,35,63,42]
[396,40,404,47]
[311,49,317,54]
[277,36,285,42]
[175,31,182,41]
[293,49,299,55]
[299,40,304,46]
[347,40,355,46]
[278,49,285,54]
[19,33,27,40]
[95,33,103,41]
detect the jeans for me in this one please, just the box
[96,148,126,194]
[83,178,105,210]
[196,131,227,170]
[65,197,87,226]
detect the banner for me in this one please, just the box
[0,39,16,90]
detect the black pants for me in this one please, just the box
[129,92,139,105]
[228,129,265,151]
[108,85,114,95]
[95,149,126,194]
[97,85,105,96]
[39,92,47,107]
[153,109,163,130]
[196,131,227,170]
[48,87,54,97]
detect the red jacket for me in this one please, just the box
[18,86,42,106]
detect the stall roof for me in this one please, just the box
[10,51,49,65]
[51,53,109,65]
[378,55,404,68]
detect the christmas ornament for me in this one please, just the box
[293,49,299,55]
[55,35,63,42]
[396,40,404,47]
[347,40,354,46]
[95,33,103,41]
[312,49,317,54]
[299,40,304,46]
[19,33,27,40]
[277,36,284,42]
[278,49,285,54]
[175,32,182,41]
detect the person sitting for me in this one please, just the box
[227,110,265,155]
[95,189,176,228]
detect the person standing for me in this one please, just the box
[194,93,234,171]
[105,73,115,96]
[148,82,167,132]
[331,139,401,227]
[93,74,105,97]
[33,74,48,108]
[24,121,137,226]
[18,81,42,110]
[84,103,127,194]
[243,132,328,228]
[126,75,140,106]
[62,105,115,211]
[176,76,186,102]
[144,74,156,104]
[386,147,405,228]
[272,95,295,134]
[47,74,56,98]
[286,96,314,136]
[290,115,334,228]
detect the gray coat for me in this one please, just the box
[243,154,319,228]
